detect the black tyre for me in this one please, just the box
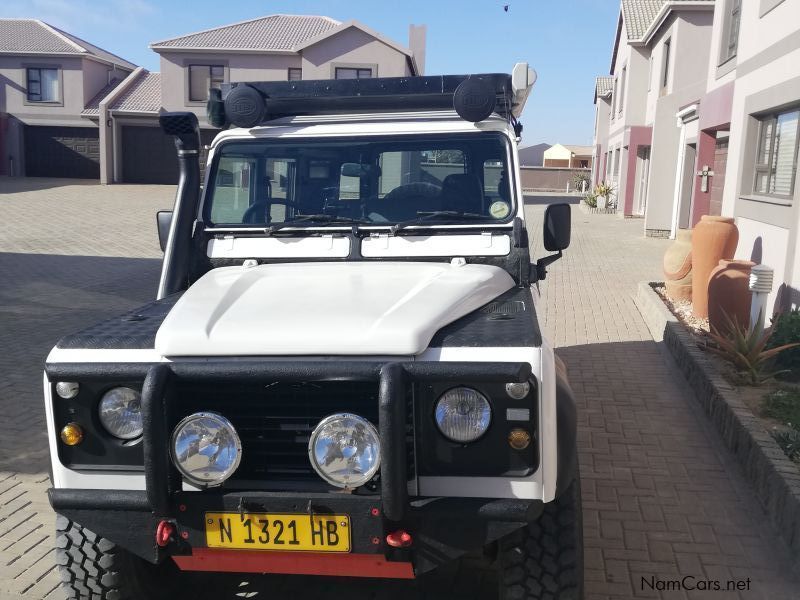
[498,468,584,600]
[55,514,201,600]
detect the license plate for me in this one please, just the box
[205,512,351,552]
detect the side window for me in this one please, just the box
[339,170,361,201]
[421,150,465,185]
[483,159,506,201]
[210,156,254,223]
[267,158,296,220]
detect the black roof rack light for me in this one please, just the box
[208,63,536,129]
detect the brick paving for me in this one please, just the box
[0,181,797,599]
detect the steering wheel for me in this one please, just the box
[242,199,301,224]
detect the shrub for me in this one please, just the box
[583,193,597,208]
[762,388,800,429]
[571,171,591,193]
[768,309,800,379]
[771,429,800,462]
[706,311,800,385]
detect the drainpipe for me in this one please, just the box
[749,263,774,335]
[157,112,201,299]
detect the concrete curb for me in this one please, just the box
[635,281,800,566]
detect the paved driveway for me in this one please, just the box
[0,181,797,599]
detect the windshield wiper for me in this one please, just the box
[390,210,487,234]
[264,214,371,235]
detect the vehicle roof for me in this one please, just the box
[209,110,515,148]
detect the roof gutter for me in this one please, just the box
[149,46,297,56]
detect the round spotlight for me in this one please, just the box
[435,387,492,443]
[308,413,381,489]
[55,381,80,399]
[505,381,531,400]
[98,387,143,440]
[171,412,241,488]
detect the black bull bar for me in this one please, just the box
[46,360,532,522]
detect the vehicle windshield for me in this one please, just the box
[204,133,514,227]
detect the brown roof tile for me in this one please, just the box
[110,71,161,113]
[150,14,340,51]
[0,19,136,69]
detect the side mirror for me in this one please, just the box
[543,203,571,251]
[156,211,173,252]
[532,203,571,282]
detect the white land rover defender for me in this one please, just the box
[44,63,582,599]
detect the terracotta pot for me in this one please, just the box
[663,229,692,300]
[708,259,754,335]
[692,216,738,318]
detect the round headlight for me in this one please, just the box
[308,413,381,489]
[98,387,143,439]
[171,412,241,488]
[435,387,492,443]
[505,381,531,400]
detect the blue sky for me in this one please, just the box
[1,0,619,146]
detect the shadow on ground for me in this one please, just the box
[0,252,160,475]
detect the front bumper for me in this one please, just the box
[47,359,537,576]
[50,488,543,576]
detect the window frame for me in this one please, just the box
[25,66,61,104]
[202,132,517,229]
[618,65,627,116]
[187,64,226,103]
[288,68,302,81]
[752,108,800,200]
[719,0,742,65]
[334,67,373,80]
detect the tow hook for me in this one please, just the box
[155,521,176,547]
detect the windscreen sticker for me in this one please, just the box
[489,201,511,220]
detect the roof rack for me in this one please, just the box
[208,62,536,129]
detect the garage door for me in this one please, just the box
[24,126,99,178]
[121,126,216,184]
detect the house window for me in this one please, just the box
[648,55,653,91]
[721,0,742,63]
[614,148,621,175]
[288,68,302,81]
[753,108,800,198]
[188,65,224,102]
[611,78,617,120]
[619,66,627,115]
[661,39,671,92]
[26,67,59,102]
[335,67,372,79]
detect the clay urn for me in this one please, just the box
[663,229,693,301]
[708,259,755,335]
[692,216,738,318]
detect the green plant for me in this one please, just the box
[762,388,800,430]
[583,193,597,208]
[771,429,800,462]
[706,311,800,385]
[768,309,800,379]
[571,171,591,193]
[594,181,613,198]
